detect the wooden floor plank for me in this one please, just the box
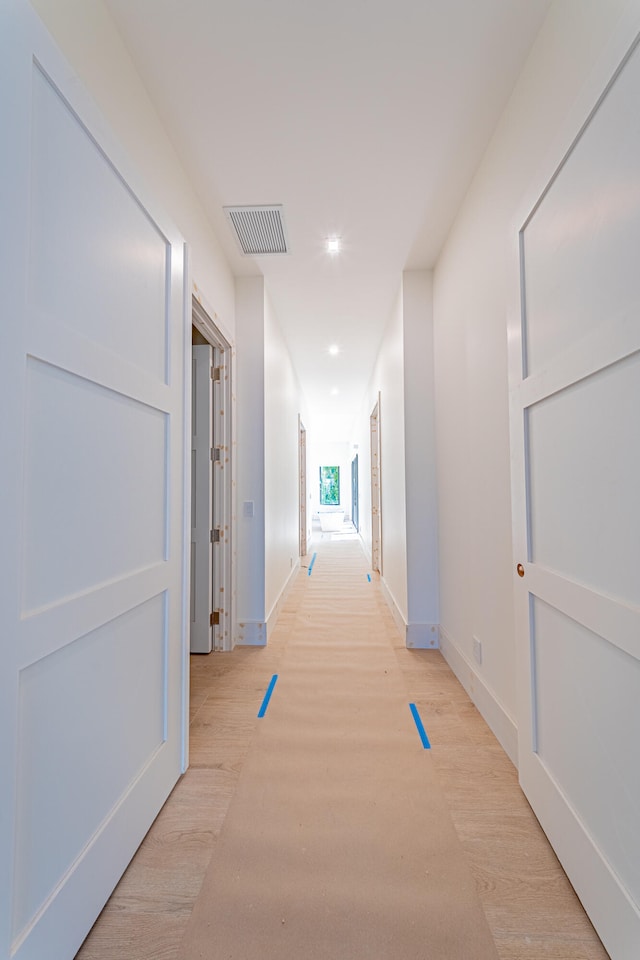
[391,642,609,959]
[75,534,609,960]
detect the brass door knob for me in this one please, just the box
[517,563,525,578]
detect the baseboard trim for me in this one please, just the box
[356,533,370,564]
[406,623,439,649]
[265,558,300,640]
[439,625,518,767]
[380,576,406,641]
[236,620,266,646]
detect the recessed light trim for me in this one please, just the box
[326,237,341,255]
[328,344,340,356]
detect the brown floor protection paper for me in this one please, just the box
[178,539,500,959]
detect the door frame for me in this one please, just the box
[190,341,214,654]
[191,295,235,653]
[351,452,359,532]
[298,416,308,557]
[370,396,382,573]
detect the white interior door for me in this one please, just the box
[0,5,187,958]
[508,27,640,960]
[191,345,214,654]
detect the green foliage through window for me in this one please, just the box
[320,466,340,505]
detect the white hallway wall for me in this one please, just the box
[264,290,305,629]
[356,271,438,648]
[432,0,632,762]
[357,287,408,627]
[236,278,306,644]
[236,278,266,643]
[403,271,439,649]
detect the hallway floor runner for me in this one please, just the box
[177,539,499,960]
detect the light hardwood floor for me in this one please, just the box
[75,538,609,960]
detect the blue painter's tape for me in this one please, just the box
[409,703,431,749]
[308,552,317,576]
[367,573,371,582]
[258,675,278,718]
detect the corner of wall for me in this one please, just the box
[235,275,266,627]
[381,578,440,651]
[406,623,439,649]
[402,271,439,631]
[236,620,267,646]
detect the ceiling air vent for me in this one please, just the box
[223,204,289,256]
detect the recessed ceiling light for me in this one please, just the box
[326,237,341,255]
[331,387,339,396]
[328,344,340,356]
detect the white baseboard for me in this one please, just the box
[236,620,266,646]
[406,622,439,649]
[439,625,518,767]
[265,559,300,640]
[380,576,406,641]
[238,559,301,647]
[357,532,369,563]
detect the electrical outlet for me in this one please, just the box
[473,636,482,666]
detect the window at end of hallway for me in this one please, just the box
[320,466,340,505]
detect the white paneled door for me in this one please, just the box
[0,4,187,959]
[508,24,640,960]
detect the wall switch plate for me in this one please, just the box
[243,500,254,518]
[473,636,482,665]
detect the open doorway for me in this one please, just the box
[370,397,382,573]
[191,297,234,652]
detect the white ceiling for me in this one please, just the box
[105,0,550,441]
